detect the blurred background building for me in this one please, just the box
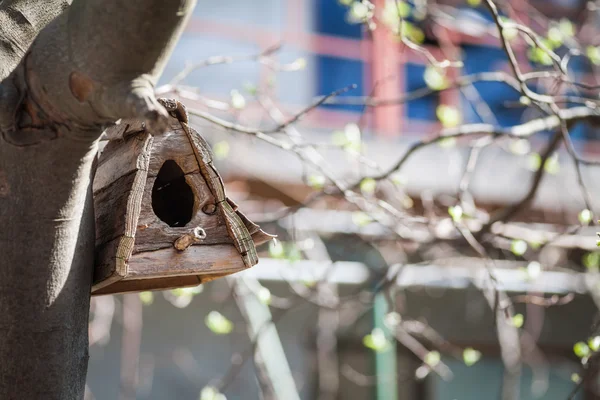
[87,1,600,399]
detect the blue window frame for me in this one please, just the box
[316,55,364,113]
[405,63,439,121]
[315,1,362,39]
[461,45,524,127]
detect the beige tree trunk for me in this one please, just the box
[0,0,196,398]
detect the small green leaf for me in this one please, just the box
[360,178,377,194]
[574,342,591,358]
[345,140,362,154]
[171,286,202,296]
[436,105,462,128]
[424,66,448,91]
[381,1,411,30]
[257,287,272,305]
[269,240,302,262]
[510,139,530,155]
[139,291,154,305]
[499,18,518,41]
[285,243,302,263]
[504,27,519,41]
[588,336,600,351]
[463,348,482,366]
[397,1,411,18]
[583,252,600,271]
[527,261,542,280]
[587,46,600,65]
[438,137,456,148]
[424,351,441,367]
[512,313,524,328]
[402,195,414,209]
[467,0,481,6]
[527,153,542,171]
[342,123,362,153]
[268,239,285,259]
[400,22,425,44]
[338,0,353,5]
[448,205,463,222]
[579,209,593,225]
[230,89,246,110]
[200,386,227,400]
[302,279,316,288]
[571,373,581,383]
[349,1,370,22]
[308,174,326,189]
[352,211,373,227]
[519,96,531,106]
[345,123,361,143]
[384,312,402,328]
[332,130,348,146]
[544,154,560,174]
[391,174,408,186]
[190,286,204,294]
[528,47,553,66]
[205,311,234,335]
[242,82,257,96]
[213,141,230,160]
[547,26,563,47]
[289,57,307,71]
[511,240,527,256]
[528,240,543,250]
[559,18,575,38]
[363,328,390,352]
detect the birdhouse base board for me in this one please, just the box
[127,244,246,278]
[92,275,202,296]
[91,244,249,296]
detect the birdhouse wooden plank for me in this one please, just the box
[92,99,272,295]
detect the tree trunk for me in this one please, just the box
[0,0,195,398]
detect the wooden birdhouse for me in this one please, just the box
[92,99,272,295]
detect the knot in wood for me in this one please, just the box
[202,203,217,215]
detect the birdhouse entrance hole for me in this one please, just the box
[152,160,194,227]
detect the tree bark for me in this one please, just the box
[0,0,195,398]
[0,0,71,79]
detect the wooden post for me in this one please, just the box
[374,292,398,400]
[371,0,403,137]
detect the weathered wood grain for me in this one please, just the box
[94,133,153,246]
[102,119,147,141]
[92,112,272,296]
[94,236,125,287]
[134,172,235,251]
[94,132,152,192]
[92,275,202,296]
[92,133,152,291]
[94,171,137,246]
[147,124,200,176]
[127,244,245,278]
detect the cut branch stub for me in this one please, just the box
[92,100,273,296]
[174,227,207,251]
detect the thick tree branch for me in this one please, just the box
[0,0,71,80]
[12,0,196,133]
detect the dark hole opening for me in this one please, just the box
[152,160,194,227]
